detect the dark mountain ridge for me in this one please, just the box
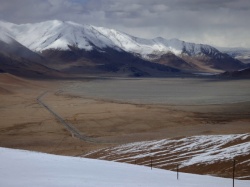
[0,20,246,78]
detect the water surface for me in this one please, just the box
[65,78,250,105]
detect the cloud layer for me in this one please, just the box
[1,0,250,48]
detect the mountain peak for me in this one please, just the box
[0,19,219,56]
[0,20,245,73]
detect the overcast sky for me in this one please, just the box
[1,0,250,48]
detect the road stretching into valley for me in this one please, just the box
[37,91,98,143]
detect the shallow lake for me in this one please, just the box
[65,78,250,105]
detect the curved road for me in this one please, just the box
[37,91,97,143]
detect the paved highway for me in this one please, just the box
[37,91,97,143]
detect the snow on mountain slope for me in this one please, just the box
[0,32,13,44]
[0,26,16,44]
[219,47,250,63]
[85,134,250,179]
[1,20,244,73]
[0,26,46,66]
[0,20,93,51]
[0,20,220,58]
[0,147,249,187]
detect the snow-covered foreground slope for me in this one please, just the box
[0,147,249,187]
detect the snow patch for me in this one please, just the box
[86,134,250,169]
[0,20,220,59]
[0,147,249,187]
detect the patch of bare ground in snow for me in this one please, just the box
[84,134,250,180]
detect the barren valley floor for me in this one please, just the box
[0,73,250,178]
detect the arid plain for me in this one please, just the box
[1,72,250,179]
[1,73,249,156]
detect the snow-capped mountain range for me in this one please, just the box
[0,20,223,57]
[0,20,247,77]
